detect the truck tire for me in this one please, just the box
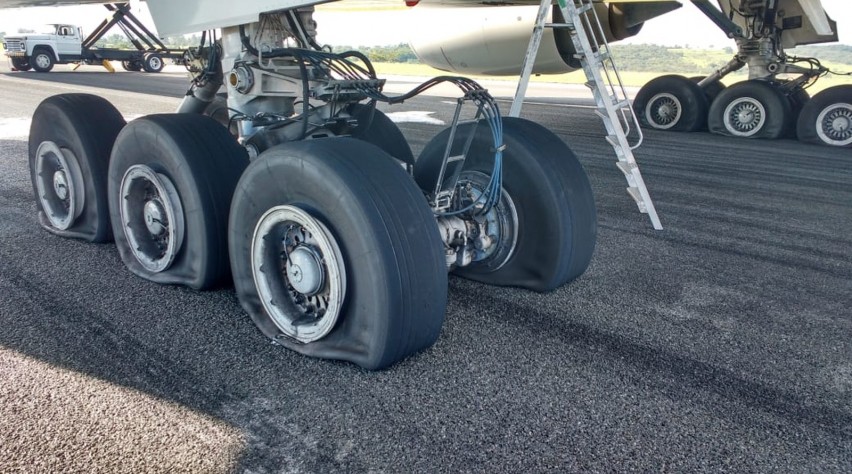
[31,48,55,73]
[121,60,142,72]
[29,94,126,242]
[108,114,249,289]
[142,53,164,73]
[11,57,32,71]
[414,117,597,292]
[229,138,447,370]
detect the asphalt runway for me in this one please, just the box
[1,64,850,472]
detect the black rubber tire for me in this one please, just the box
[688,76,726,103]
[708,80,792,139]
[28,94,126,242]
[108,114,249,289]
[229,138,447,370]
[142,53,164,73]
[346,103,415,166]
[11,57,31,71]
[784,87,810,139]
[120,60,141,72]
[796,85,852,148]
[633,75,708,132]
[414,117,597,292]
[31,48,55,73]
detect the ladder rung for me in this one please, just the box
[545,23,574,29]
[447,154,466,163]
[626,187,648,213]
[575,3,594,14]
[616,161,638,177]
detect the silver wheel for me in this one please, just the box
[251,205,346,344]
[644,92,682,130]
[723,97,766,137]
[34,141,85,230]
[816,102,852,147]
[34,53,52,70]
[147,56,162,71]
[119,165,184,273]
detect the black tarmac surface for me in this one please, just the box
[1,65,850,472]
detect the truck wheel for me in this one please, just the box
[29,94,126,242]
[796,85,852,147]
[11,57,32,71]
[229,138,447,370]
[31,48,55,73]
[708,80,792,139]
[633,75,708,131]
[121,60,142,72]
[108,114,249,289]
[142,53,164,73]
[414,117,597,292]
[346,103,415,166]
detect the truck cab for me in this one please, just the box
[2,24,83,72]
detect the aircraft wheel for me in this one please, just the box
[708,80,792,139]
[142,53,164,73]
[229,138,447,370]
[688,76,726,103]
[108,114,249,289]
[796,85,852,147]
[414,117,597,292]
[11,57,31,71]
[29,94,126,242]
[31,48,55,73]
[346,103,415,166]
[633,75,708,131]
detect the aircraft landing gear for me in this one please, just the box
[415,117,597,292]
[107,114,249,289]
[228,139,448,370]
[796,85,852,148]
[632,75,708,132]
[707,80,794,139]
[28,94,126,242]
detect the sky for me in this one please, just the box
[0,0,849,48]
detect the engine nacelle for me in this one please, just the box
[408,2,679,76]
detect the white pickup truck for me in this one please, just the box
[3,22,183,73]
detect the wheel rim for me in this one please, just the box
[457,171,518,270]
[119,165,184,273]
[34,141,85,230]
[252,205,346,343]
[34,53,51,69]
[645,93,682,130]
[148,56,162,70]
[723,97,766,137]
[816,102,852,146]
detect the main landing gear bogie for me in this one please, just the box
[635,75,850,147]
[27,92,599,369]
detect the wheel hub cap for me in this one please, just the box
[286,245,325,296]
[52,171,69,200]
[143,199,167,235]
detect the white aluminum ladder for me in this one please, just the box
[510,0,663,230]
